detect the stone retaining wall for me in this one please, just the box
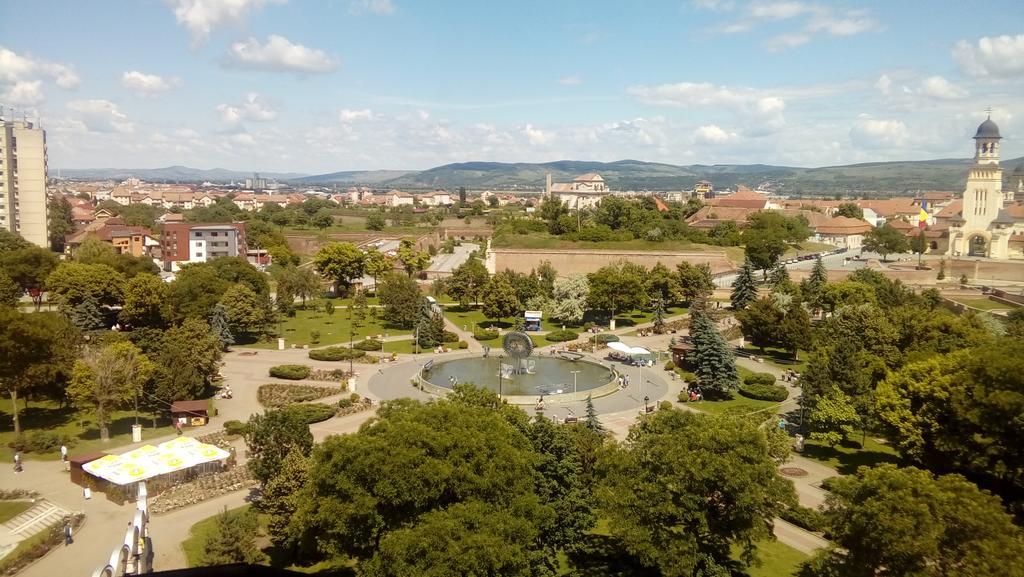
[492,248,735,277]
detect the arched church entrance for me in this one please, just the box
[968,235,987,257]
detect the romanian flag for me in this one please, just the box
[918,200,929,229]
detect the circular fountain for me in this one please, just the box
[418,331,619,404]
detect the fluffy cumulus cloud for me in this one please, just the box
[1,81,44,107]
[171,0,283,46]
[217,93,277,125]
[693,124,736,144]
[349,0,395,15]
[953,34,1024,78]
[764,33,811,52]
[66,99,134,133]
[0,46,79,105]
[224,35,337,73]
[703,1,879,50]
[849,116,906,149]
[627,81,786,129]
[339,108,373,122]
[918,76,968,100]
[121,71,181,96]
[522,124,551,146]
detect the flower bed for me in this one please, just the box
[0,513,85,575]
[310,368,352,381]
[148,467,256,516]
[257,384,341,408]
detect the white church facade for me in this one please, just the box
[947,117,1024,259]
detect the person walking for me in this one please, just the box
[64,521,73,545]
[60,444,68,463]
[13,451,22,473]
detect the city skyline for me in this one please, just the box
[1,0,1022,173]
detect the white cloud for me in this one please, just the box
[627,81,786,129]
[0,46,79,91]
[339,108,373,122]
[875,74,892,96]
[749,1,810,20]
[121,71,180,96]
[765,33,811,51]
[919,76,968,100]
[66,99,134,133]
[522,124,551,146]
[953,34,1024,78]
[349,0,395,15]
[1,81,44,106]
[171,0,283,46]
[217,93,277,125]
[224,35,337,73]
[806,11,878,36]
[690,0,735,10]
[849,116,906,149]
[558,75,583,86]
[693,124,736,144]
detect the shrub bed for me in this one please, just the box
[473,329,499,341]
[308,346,366,361]
[257,384,340,408]
[0,513,85,575]
[338,394,374,416]
[589,333,619,344]
[353,339,383,351]
[546,329,579,342]
[283,403,337,424]
[268,364,311,380]
[7,430,76,454]
[148,467,255,516]
[738,383,789,402]
[442,331,459,343]
[743,372,777,387]
[457,340,468,349]
[223,420,248,436]
[779,504,827,533]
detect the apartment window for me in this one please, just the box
[195,232,203,237]
[195,253,202,258]
[211,232,219,237]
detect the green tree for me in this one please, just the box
[800,465,1024,577]
[446,256,489,306]
[743,212,810,276]
[120,273,170,328]
[312,208,334,230]
[777,300,812,359]
[314,242,366,293]
[366,211,386,231]
[0,309,78,434]
[730,259,758,310]
[801,258,828,313]
[598,410,795,577]
[396,239,430,277]
[549,274,589,325]
[689,310,740,395]
[0,270,20,308]
[46,262,125,309]
[378,273,422,329]
[482,274,521,322]
[1006,308,1024,339]
[536,260,557,298]
[220,283,274,339]
[259,448,310,550]
[584,394,603,434]
[168,263,232,321]
[676,261,714,304]
[352,290,369,326]
[200,507,262,566]
[587,261,646,320]
[208,303,234,351]
[862,223,910,260]
[363,248,394,294]
[276,266,321,308]
[151,318,222,402]
[48,195,74,252]
[68,341,154,441]
[0,246,58,309]
[833,202,864,219]
[69,293,106,332]
[645,262,683,304]
[805,389,860,447]
[208,257,270,295]
[767,262,790,289]
[0,229,30,254]
[245,408,314,486]
[736,297,783,352]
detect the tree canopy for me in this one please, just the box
[314,242,366,292]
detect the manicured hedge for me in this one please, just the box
[545,329,579,342]
[442,331,460,343]
[353,339,383,351]
[457,340,468,349]
[338,393,363,409]
[738,383,789,402]
[224,420,248,436]
[779,504,827,533]
[589,333,619,344]
[743,372,777,387]
[258,383,339,408]
[309,346,367,361]
[473,329,499,341]
[269,364,311,380]
[283,403,337,424]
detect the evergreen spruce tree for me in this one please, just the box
[208,303,235,351]
[730,260,758,310]
[801,257,829,313]
[689,310,739,396]
[767,263,790,290]
[70,294,106,332]
[652,297,666,333]
[260,448,309,550]
[200,507,262,565]
[585,394,604,434]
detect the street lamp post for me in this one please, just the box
[570,370,581,395]
[497,354,504,400]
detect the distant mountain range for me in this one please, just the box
[58,156,1024,195]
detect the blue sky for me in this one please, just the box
[1,0,1022,173]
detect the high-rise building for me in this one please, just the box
[0,115,49,247]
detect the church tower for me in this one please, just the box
[961,115,1004,232]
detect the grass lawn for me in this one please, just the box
[0,501,33,524]
[0,400,176,462]
[740,539,809,577]
[738,346,808,372]
[688,395,782,417]
[241,302,412,350]
[950,296,1018,311]
[800,436,900,475]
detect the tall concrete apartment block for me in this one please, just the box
[0,116,49,247]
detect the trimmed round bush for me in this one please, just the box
[353,339,383,351]
[545,329,579,342]
[283,403,336,424]
[457,340,468,349]
[589,333,619,344]
[663,361,676,371]
[269,364,311,380]
[743,372,777,387]
[738,383,789,402]
[224,420,248,436]
[473,329,499,341]
[309,346,367,361]
[658,400,673,411]
[442,331,459,344]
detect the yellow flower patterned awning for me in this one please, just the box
[82,436,230,485]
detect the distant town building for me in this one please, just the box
[0,115,49,247]
[692,180,713,201]
[947,116,1024,259]
[64,217,157,257]
[547,172,610,210]
[245,173,267,193]
[160,222,247,271]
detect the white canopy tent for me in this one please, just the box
[607,341,652,356]
[83,436,231,486]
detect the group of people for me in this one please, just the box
[217,385,233,399]
[12,444,68,474]
[686,387,704,402]
[781,370,800,383]
[618,374,631,389]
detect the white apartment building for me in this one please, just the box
[0,116,49,247]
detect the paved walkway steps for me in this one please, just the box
[2,499,72,540]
